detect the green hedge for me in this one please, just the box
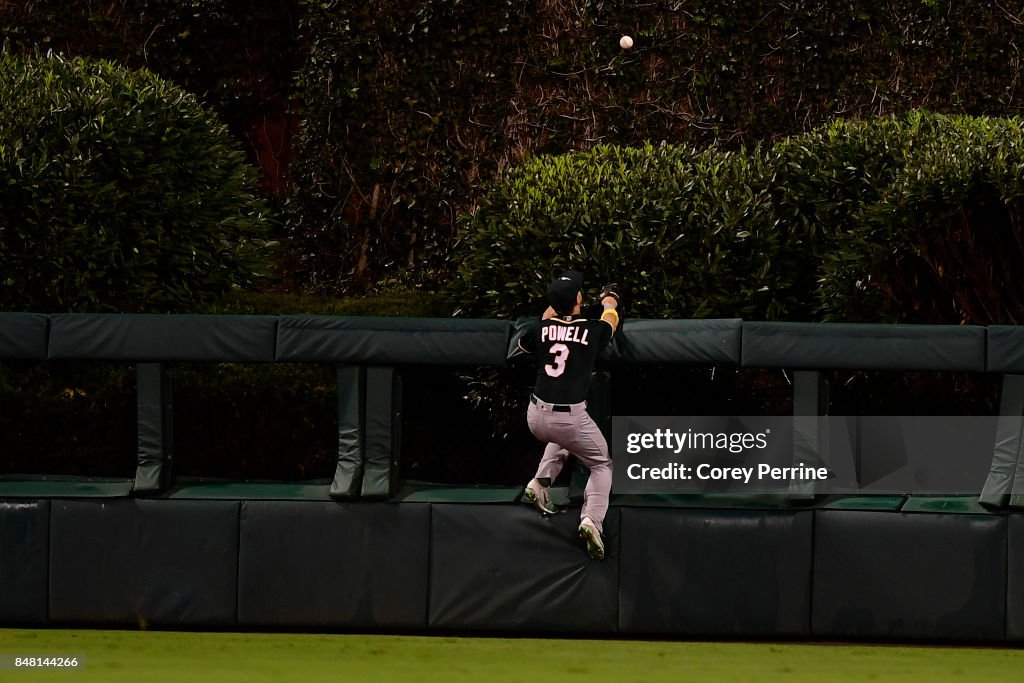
[0,52,271,313]
[451,142,813,320]
[818,113,1024,324]
[454,112,1024,325]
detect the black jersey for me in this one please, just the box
[521,315,616,404]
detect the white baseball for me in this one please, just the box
[619,35,634,49]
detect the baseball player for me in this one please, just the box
[517,271,621,560]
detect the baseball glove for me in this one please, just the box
[598,282,622,308]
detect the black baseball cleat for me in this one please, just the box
[578,517,605,560]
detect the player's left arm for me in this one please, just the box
[598,283,621,335]
[600,302,619,335]
[542,305,557,320]
[512,315,540,357]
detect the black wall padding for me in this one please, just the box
[133,363,174,495]
[1006,515,1024,640]
[987,326,1024,372]
[276,316,512,365]
[742,322,986,371]
[49,500,239,625]
[979,375,1024,509]
[1012,457,1024,509]
[602,319,742,366]
[361,367,400,498]
[790,371,828,499]
[812,511,1006,640]
[237,502,429,628]
[618,509,812,636]
[331,366,365,498]
[47,314,277,361]
[0,500,49,624]
[429,505,619,633]
[0,313,48,359]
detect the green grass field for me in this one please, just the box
[1,629,1023,682]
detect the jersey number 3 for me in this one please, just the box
[545,343,570,377]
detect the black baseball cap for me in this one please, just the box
[547,270,583,314]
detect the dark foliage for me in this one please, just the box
[0,52,271,312]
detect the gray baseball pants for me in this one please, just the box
[526,397,612,534]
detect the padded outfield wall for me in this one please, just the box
[1,313,1022,639]
[1,497,1019,640]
